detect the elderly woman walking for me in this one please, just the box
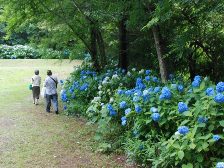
[31,70,41,105]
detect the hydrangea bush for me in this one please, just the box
[61,62,224,167]
[0,45,40,59]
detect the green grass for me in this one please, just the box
[0,59,123,168]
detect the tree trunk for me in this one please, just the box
[118,16,128,72]
[188,52,196,81]
[90,26,100,71]
[152,25,168,82]
[95,29,107,68]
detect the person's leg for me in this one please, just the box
[45,94,51,112]
[32,88,35,104]
[35,87,40,105]
[52,94,59,114]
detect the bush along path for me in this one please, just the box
[61,61,224,168]
[0,60,129,168]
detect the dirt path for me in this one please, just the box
[0,60,128,168]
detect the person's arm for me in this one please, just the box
[44,78,47,87]
[56,77,58,84]
[31,77,34,84]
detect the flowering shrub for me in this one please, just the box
[0,45,40,59]
[61,62,224,167]
[0,45,70,59]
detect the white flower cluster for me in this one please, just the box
[112,74,119,79]
[139,69,145,74]
[102,76,110,85]
[91,96,101,103]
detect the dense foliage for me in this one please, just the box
[1,1,223,167]
[1,1,224,81]
[0,44,71,59]
[0,45,40,59]
[61,61,224,167]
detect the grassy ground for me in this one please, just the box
[0,59,127,168]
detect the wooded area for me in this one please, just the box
[1,1,224,82]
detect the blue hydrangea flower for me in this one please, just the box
[133,96,140,102]
[125,90,133,96]
[80,83,89,91]
[63,105,67,110]
[171,84,177,90]
[177,85,184,93]
[216,162,224,168]
[145,70,151,75]
[216,82,224,93]
[214,93,224,103]
[81,75,87,80]
[135,105,142,113]
[194,75,202,82]
[151,113,160,122]
[178,102,188,113]
[121,116,127,126]
[73,81,79,88]
[134,90,142,97]
[107,104,117,116]
[213,135,221,141]
[154,87,161,93]
[69,88,74,94]
[197,116,208,123]
[109,110,117,116]
[206,87,214,96]
[143,90,149,96]
[148,87,154,92]
[61,91,68,102]
[192,80,200,87]
[107,104,113,111]
[152,77,158,83]
[117,89,124,95]
[150,107,158,113]
[159,87,172,100]
[192,75,202,88]
[136,78,146,90]
[143,94,150,102]
[145,76,150,81]
[119,101,127,109]
[60,80,64,84]
[125,108,131,115]
[178,126,189,135]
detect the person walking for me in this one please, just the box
[31,70,41,105]
[44,70,59,114]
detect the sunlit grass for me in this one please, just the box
[0,59,122,168]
